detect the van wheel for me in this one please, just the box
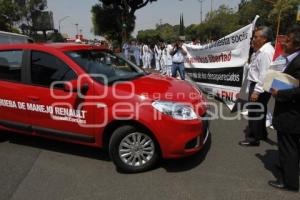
[109,125,159,173]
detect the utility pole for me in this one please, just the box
[198,0,205,23]
[58,16,70,33]
[75,23,79,40]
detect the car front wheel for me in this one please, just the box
[109,125,159,173]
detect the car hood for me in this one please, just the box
[129,73,204,103]
[109,73,207,116]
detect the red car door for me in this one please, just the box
[22,49,96,144]
[0,49,31,131]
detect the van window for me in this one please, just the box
[31,51,77,87]
[0,36,27,44]
[0,50,23,82]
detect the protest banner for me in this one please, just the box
[184,16,259,109]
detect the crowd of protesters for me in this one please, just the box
[122,39,203,80]
[123,40,173,75]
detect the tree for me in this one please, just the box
[268,0,299,34]
[92,0,157,46]
[18,0,48,36]
[0,0,22,32]
[137,29,161,43]
[136,0,300,44]
[179,13,185,36]
[237,0,299,35]
[237,0,273,26]
[49,29,65,42]
[137,23,180,43]
[0,0,48,36]
[198,5,241,40]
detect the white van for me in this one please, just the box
[0,31,31,44]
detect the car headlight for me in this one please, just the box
[152,101,198,120]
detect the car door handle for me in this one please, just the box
[28,96,40,101]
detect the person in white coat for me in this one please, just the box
[122,42,130,60]
[154,43,162,71]
[162,42,173,76]
[132,41,141,66]
[142,43,151,68]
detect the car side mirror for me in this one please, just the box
[80,83,89,94]
[64,80,89,94]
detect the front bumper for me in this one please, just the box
[154,114,210,159]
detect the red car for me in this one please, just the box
[0,43,209,172]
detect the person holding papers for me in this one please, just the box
[268,25,300,192]
[239,26,275,146]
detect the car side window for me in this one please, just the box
[31,51,77,88]
[0,50,23,82]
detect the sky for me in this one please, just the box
[47,0,241,39]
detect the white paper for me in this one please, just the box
[263,70,299,92]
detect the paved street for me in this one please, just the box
[0,98,299,200]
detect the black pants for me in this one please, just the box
[277,132,300,189]
[246,82,271,141]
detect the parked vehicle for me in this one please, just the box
[0,31,31,44]
[0,43,209,172]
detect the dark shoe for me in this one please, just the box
[238,140,260,147]
[275,163,282,171]
[268,180,285,189]
[268,180,299,192]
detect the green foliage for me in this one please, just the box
[238,0,299,34]
[0,0,22,32]
[91,0,157,46]
[92,4,125,45]
[137,29,161,43]
[137,23,179,43]
[137,5,241,43]
[237,0,273,26]
[268,0,300,34]
[0,0,47,35]
[49,31,65,42]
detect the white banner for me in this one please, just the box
[185,16,259,107]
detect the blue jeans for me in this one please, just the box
[172,62,185,80]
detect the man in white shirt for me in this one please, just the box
[239,26,275,146]
[170,39,187,80]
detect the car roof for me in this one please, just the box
[0,43,109,52]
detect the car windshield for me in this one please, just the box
[65,50,145,84]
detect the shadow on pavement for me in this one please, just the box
[0,133,9,143]
[255,150,280,180]
[160,133,212,173]
[264,138,277,146]
[1,130,212,173]
[0,131,111,162]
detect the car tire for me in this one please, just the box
[109,125,159,173]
